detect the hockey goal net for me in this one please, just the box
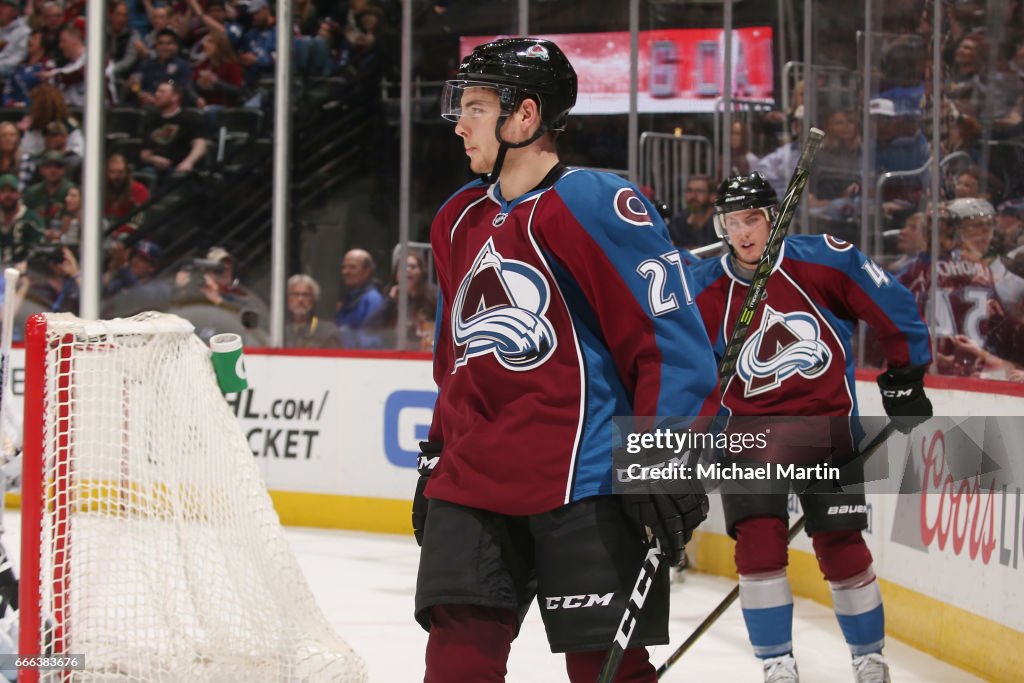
[19,312,366,682]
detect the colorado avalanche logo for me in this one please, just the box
[613,188,653,227]
[452,238,556,372]
[523,44,550,61]
[736,305,831,397]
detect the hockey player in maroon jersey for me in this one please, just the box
[688,173,933,683]
[410,38,719,682]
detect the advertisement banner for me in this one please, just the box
[461,27,774,114]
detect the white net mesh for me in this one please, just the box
[27,312,366,682]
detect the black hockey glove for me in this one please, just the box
[412,441,442,547]
[877,365,933,434]
[621,477,709,567]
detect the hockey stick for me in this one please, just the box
[596,129,825,683]
[654,420,898,678]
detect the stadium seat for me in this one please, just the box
[106,108,145,140]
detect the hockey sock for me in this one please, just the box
[739,569,795,658]
[565,647,656,683]
[424,604,517,683]
[828,566,885,656]
[811,529,883,656]
[734,515,794,658]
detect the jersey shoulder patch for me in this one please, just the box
[554,169,655,228]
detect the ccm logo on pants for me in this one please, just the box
[828,505,867,515]
[544,593,614,610]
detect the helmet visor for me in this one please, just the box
[440,80,518,123]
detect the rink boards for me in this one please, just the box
[4,348,1022,681]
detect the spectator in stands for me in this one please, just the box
[3,29,54,108]
[37,1,64,64]
[365,252,437,350]
[185,0,243,50]
[139,81,208,183]
[24,244,79,313]
[0,172,44,264]
[238,0,276,87]
[191,29,243,108]
[667,174,717,249]
[42,23,88,108]
[102,239,171,312]
[946,30,990,118]
[0,123,23,184]
[53,184,79,245]
[104,153,150,222]
[0,0,30,80]
[285,273,342,348]
[725,120,758,176]
[136,4,171,59]
[754,105,803,198]
[994,199,1024,255]
[943,109,983,163]
[22,121,82,186]
[22,150,74,228]
[809,108,861,205]
[173,245,269,344]
[21,84,83,157]
[294,0,321,36]
[128,28,192,107]
[107,1,142,80]
[335,247,382,348]
[953,166,1002,206]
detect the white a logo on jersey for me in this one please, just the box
[736,305,831,397]
[452,238,556,372]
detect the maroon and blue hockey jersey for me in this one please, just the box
[425,168,720,515]
[689,235,932,417]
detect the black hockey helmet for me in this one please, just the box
[442,38,578,133]
[713,172,778,239]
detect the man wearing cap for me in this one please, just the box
[238,0,277,86]
[21,122,82,187]
[0,173,44,265]
[102,239,174,319]
[0,0,30,80]
[22,150,75,226]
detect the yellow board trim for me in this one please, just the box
[690,530,1021,683]
[266,490,412,534]
[5,490,412,535]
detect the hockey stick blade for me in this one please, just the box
[655,419,898,678]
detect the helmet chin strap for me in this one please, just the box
[484,109,548,186]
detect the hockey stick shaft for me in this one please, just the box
[717,128,825,394]
[654,420,898,679]
[598,130,826,683]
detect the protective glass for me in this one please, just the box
[440,81,517,122]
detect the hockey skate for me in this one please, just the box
[762,654,799,682]
[852,652,891,682]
